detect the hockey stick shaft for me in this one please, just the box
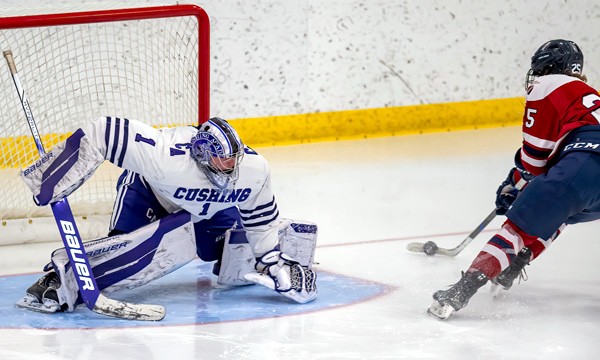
[406,179,528,257]
[3,50,164,320]
[406,209,496,257]
[438,208,497,256]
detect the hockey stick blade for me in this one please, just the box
[406,209,497,257]
[94,294,166,321]
[406,242,426,252]
[406,241,458,257]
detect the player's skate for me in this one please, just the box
[490,247,531,297]
[15,271,65,314]
[428,270,488,320]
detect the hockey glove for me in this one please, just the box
[20,129,104,206]
[244,250,317,304]
[495,167,534,215]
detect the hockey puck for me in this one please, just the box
[423,241,438,256]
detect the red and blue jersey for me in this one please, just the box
[520,74,600,175]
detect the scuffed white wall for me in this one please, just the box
[2,0,600,118]
[205,0,600,117]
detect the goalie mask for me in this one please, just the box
[526,39,584,90]
[191,117,245,189]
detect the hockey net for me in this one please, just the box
[0,4,209,245]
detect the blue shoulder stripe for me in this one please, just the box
[104,116,111,158]
[109,117,121,163]
[116,118,129,167]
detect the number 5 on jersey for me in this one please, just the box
[525,108,537,128]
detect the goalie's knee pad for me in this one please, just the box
[49,211,196,311]
[217,218,317,286]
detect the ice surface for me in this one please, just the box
[1,127,599,359]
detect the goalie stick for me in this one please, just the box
[407,179,527,257]
[3,50,165,321]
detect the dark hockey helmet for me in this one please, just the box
[191,117,245,189]
[526,39,584,90]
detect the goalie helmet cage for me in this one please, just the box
[0,4,210,245]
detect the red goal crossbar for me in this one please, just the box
[0,4,210,123]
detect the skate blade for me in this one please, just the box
[15,295,59,314]
[427,301,455,320]
[489,282,509,299]
[490,283,503,298]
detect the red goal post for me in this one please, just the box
[0,4,210,244]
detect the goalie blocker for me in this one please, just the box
[16,214,317,313]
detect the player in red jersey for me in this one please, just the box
[428,39,600,320]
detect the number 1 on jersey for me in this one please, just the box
[135,133,156,146]
[198,203,210,216]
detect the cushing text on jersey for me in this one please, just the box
[173,187,252,203]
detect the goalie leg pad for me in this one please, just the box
[217,229,255,286]
[278,219,318,268]
[49,211,196,312]
[218,218,317,286]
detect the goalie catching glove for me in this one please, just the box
[244,249,317,304]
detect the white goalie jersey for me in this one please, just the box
[21,116,281,256]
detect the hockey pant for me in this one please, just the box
[109,170,241,269]
[470,151,600,279]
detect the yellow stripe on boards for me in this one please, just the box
[0,133,69,168]
[232,97,525,148]
[0,97,525,168]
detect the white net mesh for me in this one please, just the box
[0,4,207,243]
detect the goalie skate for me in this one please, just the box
[15,294,60,314]
[15,272,63,314]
